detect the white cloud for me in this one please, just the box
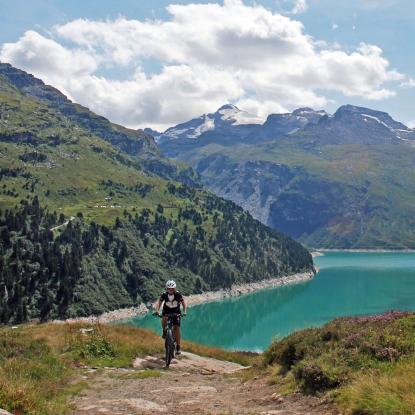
[0,0,408,130]
[400,78,415,88]
[291,0,308,14]
[0,30,97,93]
[332,23,339,30]
[407,120,415,129]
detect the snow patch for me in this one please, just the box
[187,115,215,138]
[361,113,390,129]
[218,107,263,125]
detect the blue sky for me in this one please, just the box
[0,0,414,130]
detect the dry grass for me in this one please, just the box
[338,358,415,415]
[0,326,76,415]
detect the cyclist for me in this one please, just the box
[154,280,187,355]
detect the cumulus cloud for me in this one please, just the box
[0,30,97,94]
[0,0,409,130]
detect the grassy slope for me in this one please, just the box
[178,136,415,248]
[263,311,415,414]
[0,79,186,222]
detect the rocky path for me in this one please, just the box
[71,352,340,415]
[50,216,75,231]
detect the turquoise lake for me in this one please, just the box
[126,252,415,351]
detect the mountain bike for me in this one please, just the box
[153,312,183,368]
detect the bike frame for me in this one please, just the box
[156,312,181,368]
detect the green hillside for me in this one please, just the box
[0,65,313,324]
[171,133,415,249]
[0,74,190,222]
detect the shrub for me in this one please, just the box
[264,312,415,395]
[294,363,340,393]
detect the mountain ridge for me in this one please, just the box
[0,62,201,186]
[156,103,415,150]
[155,103,415,249]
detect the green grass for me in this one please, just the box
[337,358,415,414]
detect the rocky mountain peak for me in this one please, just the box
[0,62,159,154]
[217,103,240,112]
[334,105,410,133]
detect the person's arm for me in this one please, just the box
[154,294,164,315]
[181,296,187,315]
[155,299,163,314]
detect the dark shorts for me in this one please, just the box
[162,312,181,327]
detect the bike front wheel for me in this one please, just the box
[165,329,175,368]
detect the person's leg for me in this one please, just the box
[173,317,181,354]
[161,315,167,338]
[174,326,181,348]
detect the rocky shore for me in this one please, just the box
[185,271,315,307]
[53,270,316,325]
[52,303,149,325]
[316,249,415,252]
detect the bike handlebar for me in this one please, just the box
[152,312,185,318]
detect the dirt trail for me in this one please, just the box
[50,216,75,231]
[71,352,341,415]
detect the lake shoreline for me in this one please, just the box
[313,249,415,253]
[185,270,316,308]
[52,269,316,325]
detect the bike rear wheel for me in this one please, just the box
[165,329,175,367]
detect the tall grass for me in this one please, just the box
[0,328,73,415]
[338,358,415,414]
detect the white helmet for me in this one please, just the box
[166,280,176,289]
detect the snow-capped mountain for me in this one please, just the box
[152,104,263,156]
[303,105,415,145]
[250,107,328,140]
[154,105,331,156]
[155,104,262,144]
[151,103,415,159]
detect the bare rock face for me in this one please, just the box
[0,409,14,415]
